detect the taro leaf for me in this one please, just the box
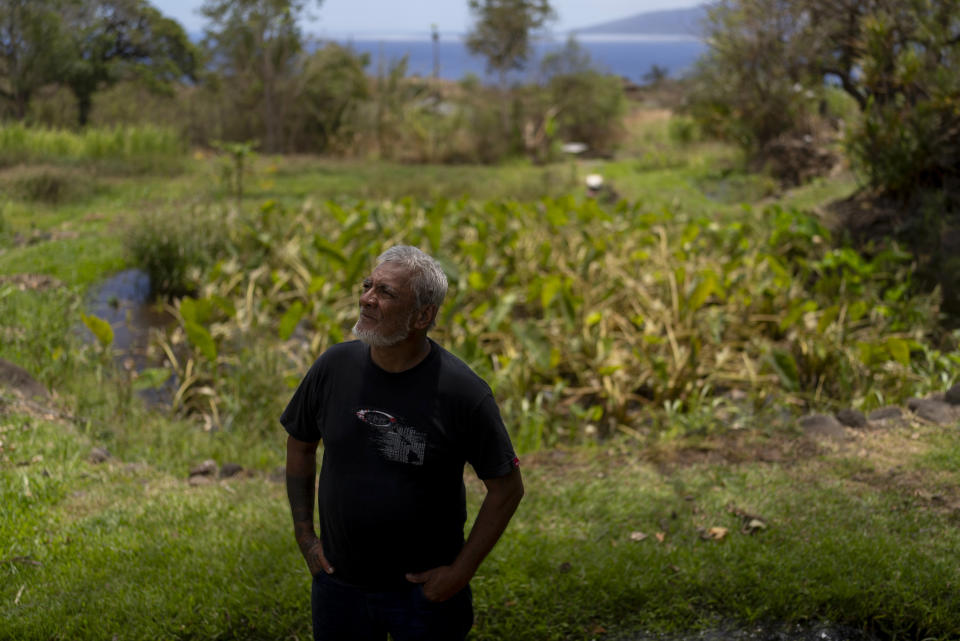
[180,297,214,326]
[313,237,347,266]
[885,337,911,366]
[687,269,721,314]
[780,300,817,331]
[185,321,217,363]
[770,348,800,391]
[81,313,113,348]
[133,367,171,391]
[468,271,487,290]
[279,301,305,341]
[818,305,840,333]
[488,293,517,330]
[540,275,563,309]
[425,205,444,252]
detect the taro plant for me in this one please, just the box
[147,194,955,443]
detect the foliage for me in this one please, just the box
[200,0,321,152]
[0,166,96,204]
[0,123,185,172]
[123,206,225,299]
[56,0,198,127]
[684,0,826,158]
[833,1,960,196]
[537,38,626,158]
[466,0,555,84]
[292,42,371,153]
[144,194,951,442]
[688,0,960,197]
[0,0,71,120]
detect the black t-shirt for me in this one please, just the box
[280,339,518,589]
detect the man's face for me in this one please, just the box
[352,262,419,347]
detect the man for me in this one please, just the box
[283,245,524,641]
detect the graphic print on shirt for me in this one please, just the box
[355,408,427,466]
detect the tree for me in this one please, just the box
[689,0,960,195]
[465,0,555,87]
[0,0,69,120]
[61,0,198,127]
[293,43,370,152]
[201,0,321,152]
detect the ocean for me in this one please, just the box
[321,34,707,85]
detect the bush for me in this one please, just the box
[124,207,224,299]
[0,166,96,204]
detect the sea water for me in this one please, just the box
[320,34,707,84]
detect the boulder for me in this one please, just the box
[799,414,848,440]
[907,398,955,425]
[835,409,868,429]
[945,383,960,406]
[189,459,218,477]
[219,462,244,478]
[0,359,48,402]
[868,406,902,421]
[89,447,111,464]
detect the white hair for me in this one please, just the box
[376,245,448,311]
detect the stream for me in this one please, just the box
[84,268,176,405]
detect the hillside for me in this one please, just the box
[571,5,707,37]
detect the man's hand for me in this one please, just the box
[406,467,524,603]
[405,565,470,603]
[299,534,335,576]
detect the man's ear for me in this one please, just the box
[413,304,438,330]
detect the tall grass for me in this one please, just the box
[0,123,186,172]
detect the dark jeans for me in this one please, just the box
[311,571,474,641]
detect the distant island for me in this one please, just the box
[570,5,707,38]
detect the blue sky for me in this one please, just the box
[152,0,703,36]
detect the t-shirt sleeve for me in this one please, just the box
[280,358,323,442]
[464,394,519,480]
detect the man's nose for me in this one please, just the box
[359,288,375,306]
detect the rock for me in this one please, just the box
[0,359,48,402]
[188,475,214,487]
[219,462,243,478]
[89,447,111,464]
[799,414,848,440]
[946,383,960,406]
[835,409,868,429]
[907,398,955,425]
[868,406,903,422]
[189,459,218,477]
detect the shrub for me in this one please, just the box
[124,207,224,299]
[1,166,95,204]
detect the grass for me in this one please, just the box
[1,113,959,640]
[4,410,960,639]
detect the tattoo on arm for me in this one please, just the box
[286,472,317,543]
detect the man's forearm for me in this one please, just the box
[285,436,319,544]
[453,468,524,578]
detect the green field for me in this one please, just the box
[2,114,960,640]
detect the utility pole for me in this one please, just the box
[431,23,440,80]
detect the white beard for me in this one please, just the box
[352,310,415,347]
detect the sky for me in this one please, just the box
[152,0,704,37]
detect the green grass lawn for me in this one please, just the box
[4,408,960,640]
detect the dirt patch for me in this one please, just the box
[0,273,65,292]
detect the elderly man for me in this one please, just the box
[283,245,524,641]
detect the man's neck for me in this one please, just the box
[369,335,432,373]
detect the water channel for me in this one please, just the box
[83,268,176,406]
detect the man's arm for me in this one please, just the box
[285,434,334,576]
[406,467,524,602]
